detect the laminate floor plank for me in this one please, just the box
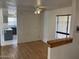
[0,40,48,59]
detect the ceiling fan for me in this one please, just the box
[34,0,47,14]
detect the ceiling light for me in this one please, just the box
[34,8,42,14]
[34,10,40,14]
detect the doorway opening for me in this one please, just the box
[1,4,17,46]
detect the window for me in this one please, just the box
[56,15,71,38]
[8,6,17,26]
[8,17,17,26]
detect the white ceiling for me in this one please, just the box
[0,0,72,11]
[17,0,72,10]
[0,0,16,16]
[0,0,16,8]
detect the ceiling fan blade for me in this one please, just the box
[39,6,46,9]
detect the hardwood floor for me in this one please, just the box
[0,40,48,59]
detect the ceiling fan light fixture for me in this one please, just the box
[34,8,42,14]
[34,0,47,15]
[34,11,40,14]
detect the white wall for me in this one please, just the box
[48,43,79,59]
[0,8,3,46]
[48,0,79,59]
[43,7,72,42]
[73,0,79,47]
[17,8,42,43]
